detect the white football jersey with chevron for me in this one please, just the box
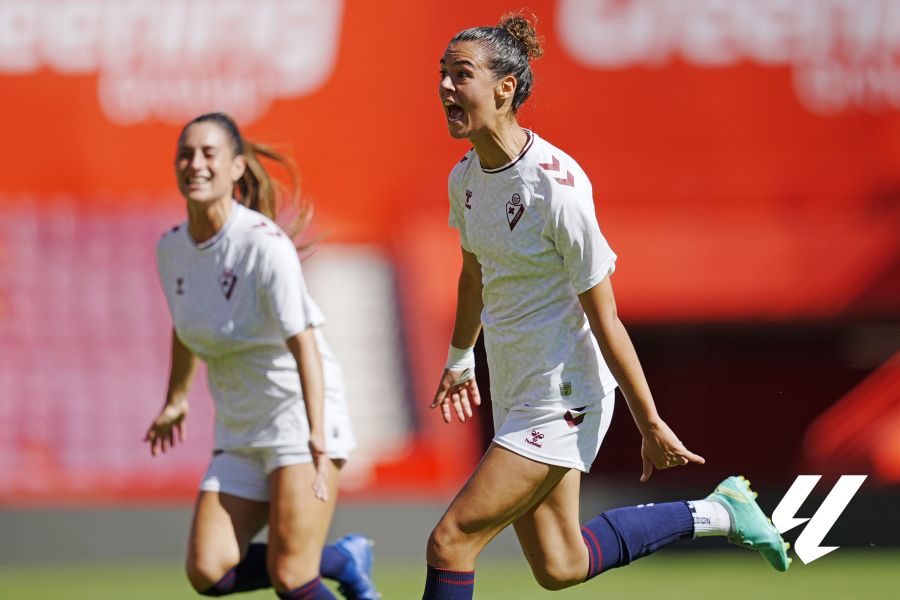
[448,131,618,413]
[156,202,355,454]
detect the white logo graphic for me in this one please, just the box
[558,0,900,116]
[772,475,866,564]
[0,0,344,125]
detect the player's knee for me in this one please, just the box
[426,518,467,566]
[185,556,230,594]
[531,557,584,591]
[267,554,319,593]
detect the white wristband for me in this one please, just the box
[445,344,475,371]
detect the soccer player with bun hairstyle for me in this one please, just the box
[426,12,790,598]
[145,112,380,600]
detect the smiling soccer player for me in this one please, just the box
[147,113,380,600]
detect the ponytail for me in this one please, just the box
[238,141,313,251]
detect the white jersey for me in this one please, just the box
[156,201,355,453]
[448,131,618,410]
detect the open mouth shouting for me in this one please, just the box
[445,101,466,124]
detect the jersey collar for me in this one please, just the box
[479,130,534,174]
[188,200,240,250]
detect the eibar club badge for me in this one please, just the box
[506,193,524,231]
[219,269,238,300]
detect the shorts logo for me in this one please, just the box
[560,381,573,396]
[506,193,525,231]
[564,406,587,429]
[526,429,545,448]
[465,189,473,209]
[176,277,185,295]
[219,269,238,300]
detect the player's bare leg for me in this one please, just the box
[426,444,569,569]
[512,468,588,590]
[186,491,269,592]
[268,461,341,597]
[424,444,702,599]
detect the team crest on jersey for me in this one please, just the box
[219,269,237,300]
[506,193,524,231]
[465,189,472,209]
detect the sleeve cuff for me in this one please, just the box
[572,261,615,295]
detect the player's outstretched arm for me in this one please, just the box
[578,276,705,481]
[144,329,196,456]
[287,329,330,502]
[432,249,484,424]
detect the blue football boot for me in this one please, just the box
[333,533,381,600]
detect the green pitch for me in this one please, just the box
[0,551,896,599]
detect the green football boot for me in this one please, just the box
[707,475,792,572]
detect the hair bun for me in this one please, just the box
[499,11,544,60]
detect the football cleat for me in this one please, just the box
[333,533,381,600]
[707,475,792,572]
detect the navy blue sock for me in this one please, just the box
[581,501,694,579]
[201,542,356,596]
[277,576,336,599]
[201,543,270,595]
[422,565,474,600]
[319,544,351,581]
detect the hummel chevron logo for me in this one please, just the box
[772,475,866,564]
[538,156,575,187]
[251,220,282,237]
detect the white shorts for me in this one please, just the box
[492,389,615,472]
[199,445,350,502]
